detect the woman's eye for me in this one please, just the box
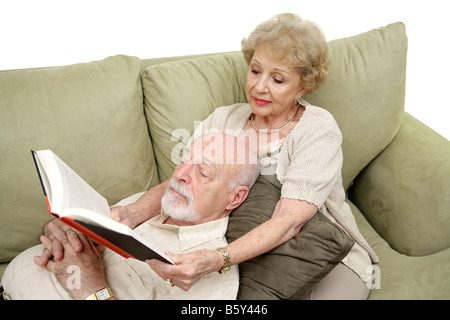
[273,78,284,84]
[251,69,259,75]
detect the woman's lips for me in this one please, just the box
[252,96,271,106]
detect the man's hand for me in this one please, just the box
[34,219,84,267]
[45,230,109,300]
[146,249,223,291]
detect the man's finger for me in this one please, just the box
[66,228,84,252]
[48,221,70,246]
[51,238,64,260]
[40,234,64,261]
[40,235,52,252]
[33,248,53,267]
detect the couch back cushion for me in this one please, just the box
[142,53,248,180]
[306,22,407,189]
[0,55,159,266]
[143,23,407,189]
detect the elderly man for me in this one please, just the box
[1,133,260,300]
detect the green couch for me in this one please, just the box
[1,22,449,299]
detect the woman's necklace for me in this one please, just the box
[251,106,300,133]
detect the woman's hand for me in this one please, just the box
[146,249,224,291]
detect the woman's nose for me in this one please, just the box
[255,75,269,93]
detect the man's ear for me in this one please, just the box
[226,186,249,211]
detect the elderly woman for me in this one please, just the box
[40,13,378,299]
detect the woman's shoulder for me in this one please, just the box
[203,103,251,130]
[296,99,342,135]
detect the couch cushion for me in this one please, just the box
[350,113,450,256]
[226,176,354,300]
[142,52,248,181]
[0,55,159,268]
[347,199,450,299]
[307,22,407,189]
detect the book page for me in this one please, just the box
[36,150,110,218]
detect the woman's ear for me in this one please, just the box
[226,186,250,211]
[297,88,308,101]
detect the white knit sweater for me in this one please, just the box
[191,100,379,282]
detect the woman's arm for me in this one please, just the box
[147,198,317,291]
[226,198,317,265]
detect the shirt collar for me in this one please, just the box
[148,214,229,252]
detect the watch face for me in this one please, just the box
[96,288,111,300]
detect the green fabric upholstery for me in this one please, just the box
[348,199,450,299]
[142,52,248,181]
[306,22,407,190]
[0,55,159,265]
[350,113,450,256]
[227,176,354,300]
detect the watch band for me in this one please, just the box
[216,247,231,274]
[85,287,113,300]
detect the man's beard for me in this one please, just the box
[160,178,202,223]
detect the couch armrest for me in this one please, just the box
[349,112,450,256]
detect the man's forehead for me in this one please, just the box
[186,134,256,165]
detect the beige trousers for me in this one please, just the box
[304,263,370,300]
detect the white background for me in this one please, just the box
[1,0,448,139]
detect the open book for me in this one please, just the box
[31,149,172,264]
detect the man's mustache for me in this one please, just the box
[167,178,194,204]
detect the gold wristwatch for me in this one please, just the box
[216,247,231,274]
[85,287,113,300]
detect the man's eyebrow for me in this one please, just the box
[201,156,215,165]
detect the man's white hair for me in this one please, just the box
[188,132,261,192]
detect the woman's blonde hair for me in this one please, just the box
[241,13,330,93]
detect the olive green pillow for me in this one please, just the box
[226,176,354,300]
